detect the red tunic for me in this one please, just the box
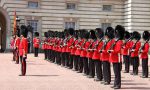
[130,41,141,57]
[80,40,90,57]
[71,39,78,55]
[101,39,115,61]
[33,37,40,48]
[86,40,95,59]
[140,43,149,59]
[92,40,103,60]
[52,38,56,51]
[15,37,20,49]
[58,39,63,52]
[56,38,61,52]
[74,39,83,56]
[122,41,132,55]
[47,38,51,50]
[109,40,123,63]
[19,38,28,56]
[66,37,74,53]
[42,38,48,50]
[62,38,67,53]
[10,38,15,49]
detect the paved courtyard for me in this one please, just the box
[0,53,150,90]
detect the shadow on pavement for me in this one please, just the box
[121,87,150,90]
[27,63,45,65]
[122,83,147,85]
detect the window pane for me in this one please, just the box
[65,22,76,29]
[66,3,76,10]
[103,5,112,11]
[27,20,38,32]
[28,1,38,8]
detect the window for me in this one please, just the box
[27,20,38,32]
[103,5,112,11]
[65,22,76,29]
[101,23,111,32]
[66,3,76,10]
[28,1,38,8]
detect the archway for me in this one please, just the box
[0,7,11,52]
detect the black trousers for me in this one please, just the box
[95,60,103,80]
[113,63,121,87]
[52,51,56,63]
[130,56,133,66]
[61,53,66,66]
[102,61,111,83]
[78,57,84,73]
[15,49,19,64]
[89,58,95,77]
[13,49,15,61]
[132,57,139,75]
[57,52,61,65]
[123,55,130,72]
[55,51,58,64]
[50,50,53,61]
[20,56,27,76]
[44,49,48,60]
[69,55,74,69]
[28,43,30,53]
[83,57,89,75]
[142,59,149,77]
[47,49,50,60]
[74,55,79,71]
[34,48,39,57]
[65,52,70,67]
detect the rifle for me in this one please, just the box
[69,38,78,49]
[75,39,81,48]
[139,40,148,53]
[63,36,72,47]
[78,40,87,50]
[92,38,104,51]
[122,36,133,49]
[86,40,94,51]
[130,40,139,53]
[99,39,110,53]
[108,39,120,53]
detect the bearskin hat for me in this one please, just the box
[57,32,61,38]
[80,29,86,39]
[47,30,51,37]
[89,30,96,39]
[54,31,58,37]
[34,32,39,37]
[68,28,75,35]
[20,25,28,38]
[95,28,104,39]
[124,31,130,39]
[78,29,82,39]
[74,30,79,39]
[132,31,141,40]
[64,29,69,37]
[44,32,48,38]
[59,31,64,39]
[115,25,125,40]
[105,27,114,39]
[82,30,89,39]
[142,31,150,41]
